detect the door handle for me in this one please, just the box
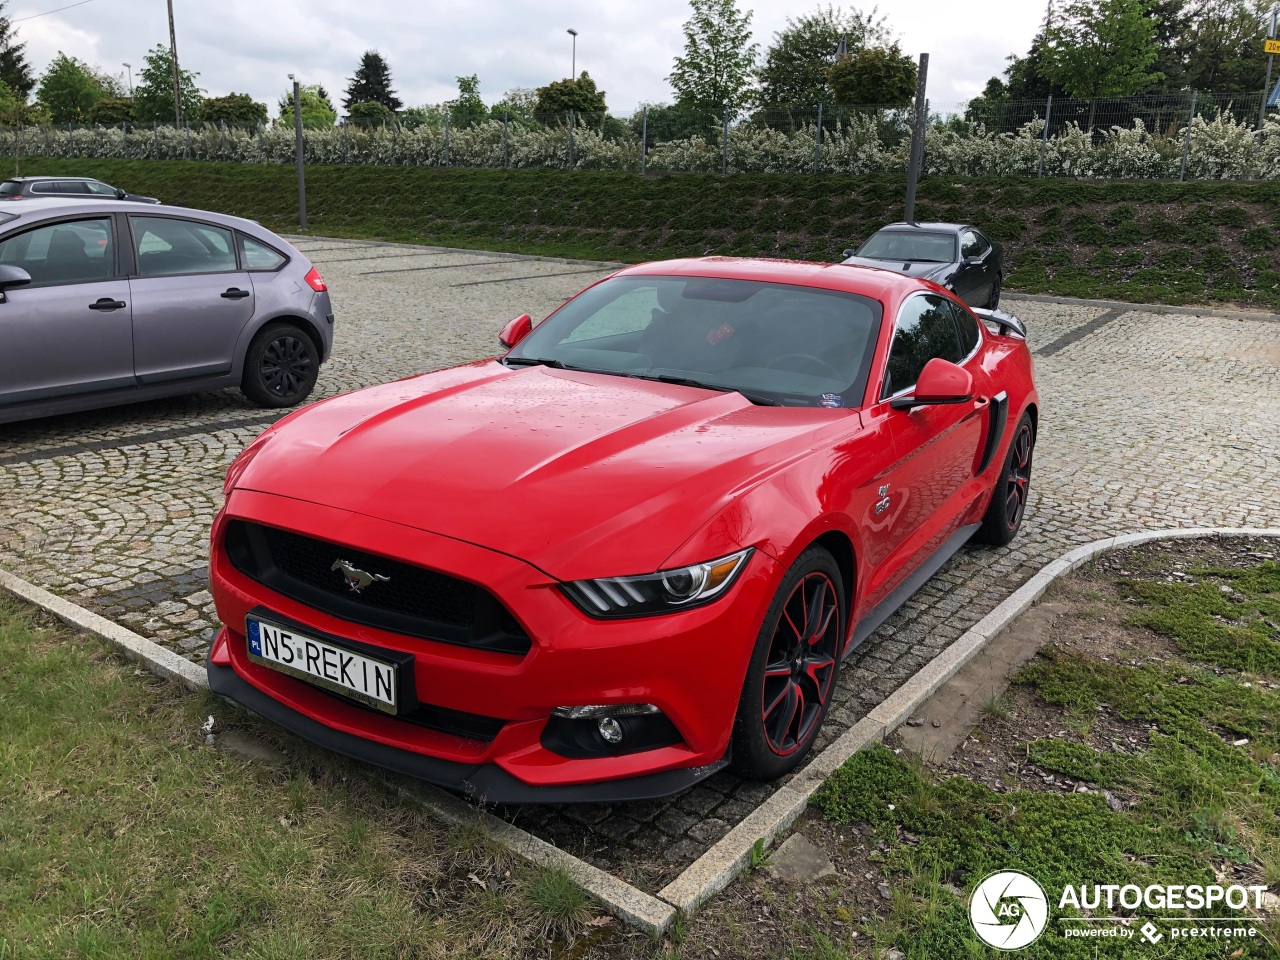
[221,288,251,300]
[88,298,126,311]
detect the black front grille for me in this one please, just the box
[226,521,530,656]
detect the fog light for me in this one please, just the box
[597,717,624,744]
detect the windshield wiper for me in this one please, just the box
[629,373,783,406]
[503,356,568,369]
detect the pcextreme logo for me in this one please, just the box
[969,870,1269,950]
[970,871,1050,950]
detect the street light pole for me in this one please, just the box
[290,74,307,233]
[167,0,183,125]
[567,28,578,77]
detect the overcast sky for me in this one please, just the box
[12,0,1046,116]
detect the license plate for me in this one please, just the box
[246,616,400,714]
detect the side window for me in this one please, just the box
[30,181,57,195]
[961,230,991,260]
[563,286,661,342]
[0,217,115,286]
[56,181,92,195]
[85,181,119,196]
[949,299,982,357]
[883,294,964,398]
[131,216,238,276]
[239,234,287,271]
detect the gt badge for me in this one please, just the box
[331,559,390,593]
[875,484,891,516]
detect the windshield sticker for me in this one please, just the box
[706,323,735,345]
[820,393,844,408]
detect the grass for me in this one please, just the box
[11,157,1280,308]
[811,557,1280,959]
[0,598,603,959]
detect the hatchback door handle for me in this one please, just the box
[221,288,251,300]
[88,298,126,311]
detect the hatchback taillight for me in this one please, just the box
[304,266,327,292]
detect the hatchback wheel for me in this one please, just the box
[241,322,319,408]
[731,546,845,780]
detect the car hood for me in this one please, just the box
[235,361,850,580]
[841,256,950,279]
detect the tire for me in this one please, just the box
[730,546,846,780]
[987,273,1003,309]
[240,322,320,408]
[974,412,1035,546]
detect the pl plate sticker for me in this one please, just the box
[820,393,844,408]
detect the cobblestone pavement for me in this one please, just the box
[3,239,1278,892]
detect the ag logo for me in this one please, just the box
[970,870,1049,950]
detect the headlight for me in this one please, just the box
[561,548,752,618]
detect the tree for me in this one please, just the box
[826,42,917,107]
[398,104,448,129]
[534,72,608,118]
[0,1,32,98]
[36,52,110,122]
[343,50,401,112]
[132,44,202,123]
[277,84,337,128]
[197,93,267,125]
[756,5,890,109]
[1040,0,1162,124]
[667,0,759,113]
[447,74,486,128]
[346,99,394,126]
[490,86,539,125]
[87,97,134,124]
[1145,0,1191,91]
[1182,0,1270,92]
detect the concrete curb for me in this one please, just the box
[7,527,1279,934]
[280,234,629,271]
[1003,292,1280,323]
[654,526,1280,916]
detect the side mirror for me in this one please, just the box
[115,188,127,199]
[890,358,974,410]
[842,248,856,259]
[0,264,31,303]
[498,313,533,349]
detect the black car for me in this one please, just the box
[841,222,1003,308]
[0,176,160,204]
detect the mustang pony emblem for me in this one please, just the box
[331,559,390,593]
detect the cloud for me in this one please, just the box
[10,0,1042,114]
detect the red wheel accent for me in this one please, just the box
[1004,422,1033,528]
[759,572,840,756]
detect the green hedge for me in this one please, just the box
[14,159,1280,306]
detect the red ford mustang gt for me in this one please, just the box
[207,257,1038,803]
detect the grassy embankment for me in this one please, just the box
[15,157,1280,308]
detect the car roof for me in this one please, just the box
[874,222,971,234]
[4,175,102,183]
[616,256,929,302]
[0,196,276,239]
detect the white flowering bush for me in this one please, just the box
[1,109,1277,180]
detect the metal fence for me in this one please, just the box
[3,91,1278,180]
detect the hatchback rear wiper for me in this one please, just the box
[631,373,784,406]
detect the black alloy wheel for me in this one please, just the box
[731,546,845,779]
[975,412,1035,546]
[241,322,320,408]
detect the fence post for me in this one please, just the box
[342,119,349,164]
[219,119,225,161]
[722,106,729,175]
[184,122,191,160]
[444,113,450,167]
[1038,94,1053,177]
[503,113,509,168]
[257,121,262,162]
[568,110,575,168]
[1180,89,1197,182]
[152,121,157,159]
[813,103,823,174]
[903,53,930,223]
[640,105,647,176]
[122,122,128,155]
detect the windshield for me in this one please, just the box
[507,275,882,407]
[856,231,956,263]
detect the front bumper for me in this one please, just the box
[209,489,779,802]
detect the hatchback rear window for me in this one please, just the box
[0,181,22,196]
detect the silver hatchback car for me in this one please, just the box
[0,198,334,424]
